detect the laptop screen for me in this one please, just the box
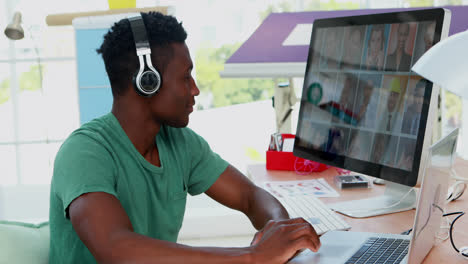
[408,128,458,264]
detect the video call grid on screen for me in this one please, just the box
[294,9,446,185]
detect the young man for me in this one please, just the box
[401,79,426,135]
[49,12,320,264]
[378,77,404,133]
[365,25,385,71]
[385,23,412,72]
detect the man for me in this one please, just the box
[337,73,358,124]
[319,27,341,69]
[354,74,380,129]
[401,79,426,135]
[373,78,404,166]
[324,126,349,155]
[348,130,372,161]
[385,23,412,72]
[341,26,364,69]
[365,25,385,71]
[378,77,404,133]
[413,22,436,64]
[396,138,416,171]
[423,22,436,51]
[371,133,398,167]
[49,12,320,264]
[371,133,388,164]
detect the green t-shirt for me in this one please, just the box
[49,113,229,263]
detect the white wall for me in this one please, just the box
[0,185,50,223]
[189,100,278,173]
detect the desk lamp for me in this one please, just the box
[412,29,468,202]
[4,11,43,92]
[4,12,24,40]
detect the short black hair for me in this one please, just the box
[97,12,187,97]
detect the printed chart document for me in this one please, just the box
[263,178,339,198]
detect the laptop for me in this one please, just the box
[289,127,459,264]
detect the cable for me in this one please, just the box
[436,215,451,241]
[446,180,466,203]
[401,228,412,235]
[400,211,463,246]
[451,168,468,182]
[444,211,468,258]
[340,186,415,213]
[446,169,467,203]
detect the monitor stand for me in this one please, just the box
[328,181,417,218]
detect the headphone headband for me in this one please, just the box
[128,13,161,97]
[128,15,151,55]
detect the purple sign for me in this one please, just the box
[226,6,468,64]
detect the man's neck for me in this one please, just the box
[111,99,161,158]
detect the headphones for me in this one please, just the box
[128,14,161,97]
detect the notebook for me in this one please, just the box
[289,128,459,264]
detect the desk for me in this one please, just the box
[247,158,468,263]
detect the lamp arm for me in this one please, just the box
[27,25,43,92]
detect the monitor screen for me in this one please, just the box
[294,8,450,187]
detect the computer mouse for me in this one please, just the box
[373,179,386,185]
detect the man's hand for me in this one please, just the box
[249,218,321,264]
[205,166,319,263]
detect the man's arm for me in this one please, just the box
[70,191,320,264]
[204,165,320,247]
[205,164,289,229]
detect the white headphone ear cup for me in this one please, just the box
[133,68,161,97]
[139,70,161,94]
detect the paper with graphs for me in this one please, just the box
[263,178,339,198]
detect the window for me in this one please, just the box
[0,0,466,187]
[0,0,83,186]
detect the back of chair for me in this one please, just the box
[0,221,49,264]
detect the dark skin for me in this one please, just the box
[69,42,320,264]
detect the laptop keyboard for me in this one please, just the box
[345,237,410,264]
[276,195,351,235]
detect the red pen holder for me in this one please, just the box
[266,134,328,173]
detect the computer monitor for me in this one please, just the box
[293,8,451,217]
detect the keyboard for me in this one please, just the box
[276,194,351,235]
[345,237,410,264]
